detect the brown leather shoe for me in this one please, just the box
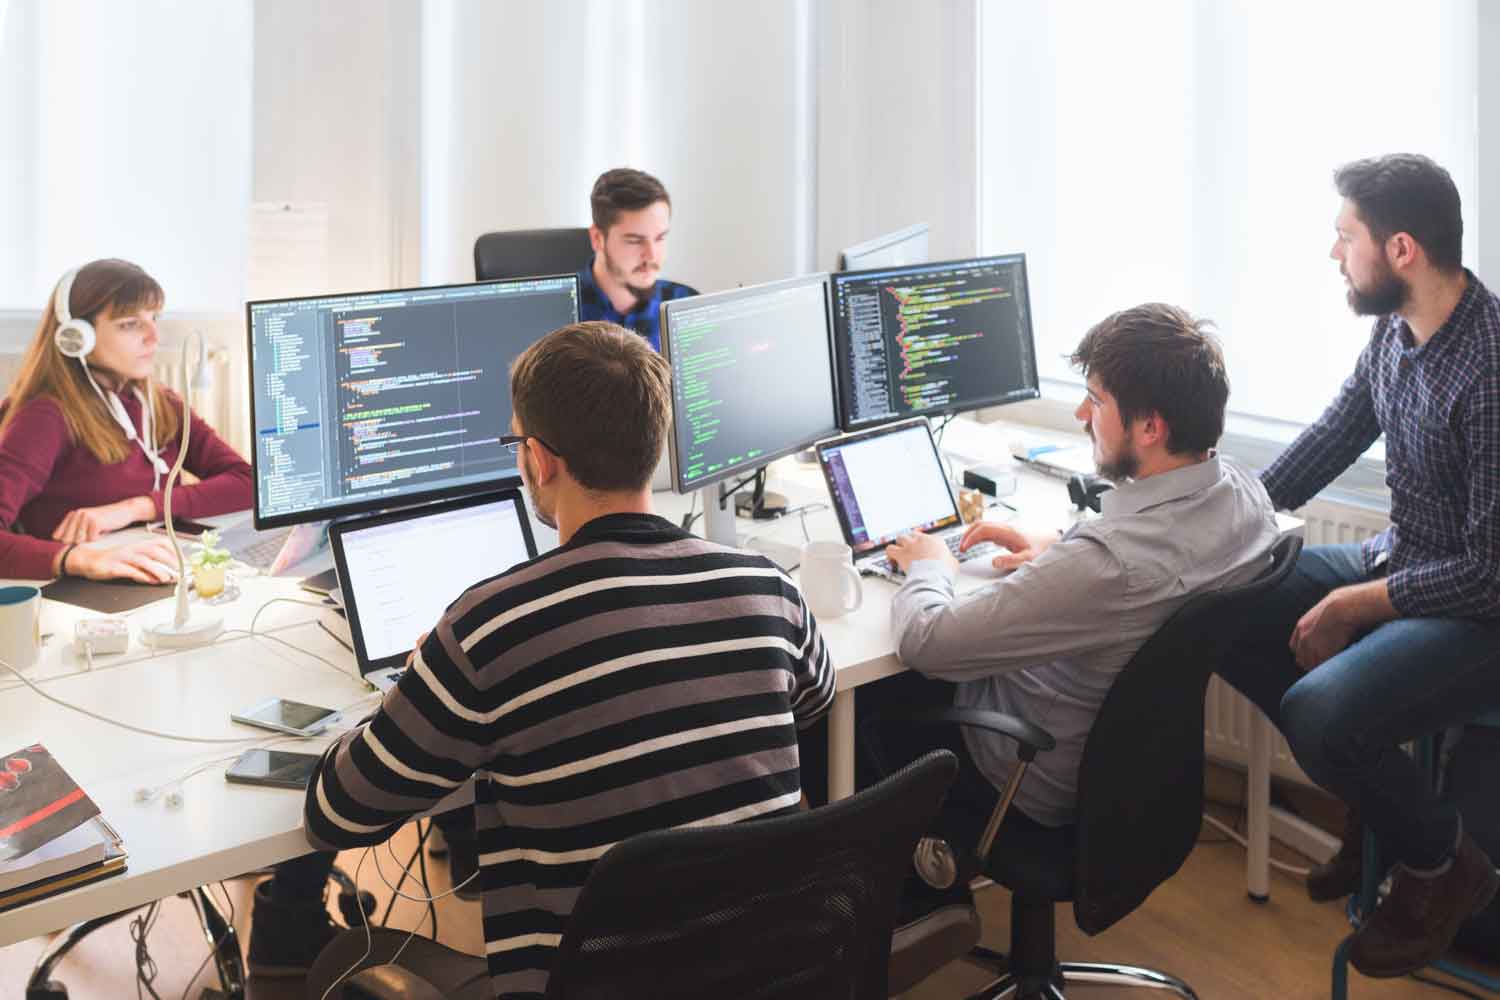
[1349,832,1500,979]
[1308,808,1364,903]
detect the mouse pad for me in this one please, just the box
[40,577,175,613]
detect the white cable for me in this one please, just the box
[319,830,452,1000]
[0,594,352,696]
[249,596,330,635]
[0,656,271,745]
[1202,812,1313,878]
[321,846,375,1000]
[373,832,482,904]
[177,880,235,1000]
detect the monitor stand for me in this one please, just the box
[732,468,787,520]
[698,485,801,573]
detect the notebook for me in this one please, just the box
[816,417,1003,581]
[329,490,538,691]
[0,745,126,910]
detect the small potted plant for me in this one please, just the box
[191,530,232,599]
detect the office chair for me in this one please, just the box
[338,750,959,1000]
[473,227,593,281]
[885,533,1303,999]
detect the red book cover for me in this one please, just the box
[0,745,101,864]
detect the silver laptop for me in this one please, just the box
[329,490,537,691]
[816,417,998,581]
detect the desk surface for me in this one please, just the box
[0,416,1295,946]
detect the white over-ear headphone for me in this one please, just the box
[53,269,97,359]
[52,266,168,485]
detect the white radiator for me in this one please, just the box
[1204,498,1391,787]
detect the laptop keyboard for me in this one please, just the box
[217,524,293,571]
[866,537,1001,578]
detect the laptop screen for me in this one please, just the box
[332,492,536,672]
[818,420,960,556]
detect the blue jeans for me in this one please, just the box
[1217,544,1500,869]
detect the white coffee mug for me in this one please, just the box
[800,541,864,620]
[0,585,42,671]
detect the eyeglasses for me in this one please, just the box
[500,434,563,459]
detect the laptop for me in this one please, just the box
[328,490,538,691]
[816,417,1001,581]
[216,519,328,576]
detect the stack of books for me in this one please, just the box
[0,744,126,913]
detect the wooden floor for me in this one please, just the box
[1,816,1495,999]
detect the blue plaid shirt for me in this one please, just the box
[1261,270,1500,620]
[577,257,698,352]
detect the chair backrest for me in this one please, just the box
[544,750,958,1000]
[1071,533,1302,934]
[474,227,594,281]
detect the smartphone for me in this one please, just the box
[143,517,216,536]
[224,748,322,790]
[230,697,339,737]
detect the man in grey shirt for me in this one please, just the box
[882,302,1279,834]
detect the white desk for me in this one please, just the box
[0,575,371,947]
[0,416,1295,947]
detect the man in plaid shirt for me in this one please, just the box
[1220,154,1500,979]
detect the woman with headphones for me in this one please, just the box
[0,259,252,581]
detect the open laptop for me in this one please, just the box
[816,417,1002,581]
[328,489,538,691]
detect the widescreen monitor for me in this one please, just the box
[829,254,1039,430]
[661,274,840,495]
[247,275,579,528]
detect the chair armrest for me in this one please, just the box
[908,707,1056,761]
[344,966,447,1000]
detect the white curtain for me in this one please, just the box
[0,0,252,313]
[980,0,1479,426]
[420,0,817,296]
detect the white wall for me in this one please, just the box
[817,0,979,269]
[253,0,422,296]
[1481,1,1500,283]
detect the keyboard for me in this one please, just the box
[864,536,1001,578]
[217,523,293,571]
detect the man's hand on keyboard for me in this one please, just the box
[885,533,957,575]
[958,522,1054,572]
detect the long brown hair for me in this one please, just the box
[0,259,180,463]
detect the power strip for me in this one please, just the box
[75,618,130,656]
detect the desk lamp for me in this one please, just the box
[142,330,224,648]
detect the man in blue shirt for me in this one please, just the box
[1219,153,1500,980]
[577,168,698,351]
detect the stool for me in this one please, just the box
[1332,708,1500,998]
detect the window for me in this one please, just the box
[0,0,252,312]
[979,0,1478,426]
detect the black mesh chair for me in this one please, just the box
[342,750,958,1000]
[473,227,593,281]
[887,534,1303,999]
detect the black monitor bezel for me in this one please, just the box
[661,273,842,495]
[245,274,579,530]
[829,253,1041,432]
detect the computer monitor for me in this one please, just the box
[661,273,840,524]
[247,275,580,529]
[830,254,1040,430]
[837,223,930,272]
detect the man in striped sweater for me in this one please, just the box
[303,320,834,999]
